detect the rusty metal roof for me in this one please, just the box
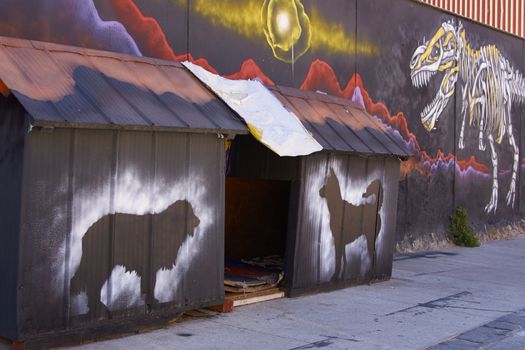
[0,36,247,134]
[268,85,413,158]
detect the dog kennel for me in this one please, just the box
[0,37,247,348]
[0,36,411,348]
[225,85,412,296]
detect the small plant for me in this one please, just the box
[450,207,480,247]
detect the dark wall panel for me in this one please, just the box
[229,135,300,181]
[0,96,27,339]
[225,177,290,260]
[18,128,73,334]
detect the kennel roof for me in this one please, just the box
[0,36,248,135]
[184,61,412,159]
[266,85,413,158]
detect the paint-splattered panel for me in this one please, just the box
[18,128,73,334]
[180,133,224,306]
[68,129,114,321]
[292,152,328,290]
[17,128,226,334]
[151,132,190,308]
[109,131,154,317]
[290,153,398,294]
[0,96,27,339]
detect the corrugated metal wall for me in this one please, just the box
[417,0,525,38]
[290,153,400,295]
[0,96,27,339]
[17,128,225,336]
[229,136,402,295]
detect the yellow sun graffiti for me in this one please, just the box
[170,0,378,62]
[261,0,311,62]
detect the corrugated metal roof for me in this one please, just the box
[268,85,413,158]
[417,0,525,39]
[0,36,247,134]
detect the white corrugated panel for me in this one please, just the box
[182,61,323,157]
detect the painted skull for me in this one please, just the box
[409,21,461,131]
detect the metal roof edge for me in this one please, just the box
[0,35,184,69]
[29,120,249,135]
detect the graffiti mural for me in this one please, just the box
[319,168,382,281]
[70,200,200,315]
[410,21,525,213]
[0,0,523,255]
[261,0,311,63]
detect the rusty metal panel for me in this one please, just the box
[0,96,27,339]
[0,36,247,134]
[269,85,412,157]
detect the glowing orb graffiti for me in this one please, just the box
[262,0,311,63]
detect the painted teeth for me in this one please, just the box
[421,94,439,118]
[411,70,434,88]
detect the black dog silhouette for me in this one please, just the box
[70,200,200,315]
[319,168,383,281]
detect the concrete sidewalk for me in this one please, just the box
[63,237,525,350]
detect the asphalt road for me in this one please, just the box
[60,236,525,350]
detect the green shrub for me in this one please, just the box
[450,207,480,247]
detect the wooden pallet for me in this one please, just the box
[209,288,285,313]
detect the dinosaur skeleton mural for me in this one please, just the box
[409,21,525,213]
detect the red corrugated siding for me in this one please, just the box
[418,0,524,38]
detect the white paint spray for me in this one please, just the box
[55,167,213,313]
[304,157,386,282]
[100,265,144,311]
[345,235,372,278]
[70,291,88,316]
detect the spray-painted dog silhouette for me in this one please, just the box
[319,168,383,281]
[70,200,200,315]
